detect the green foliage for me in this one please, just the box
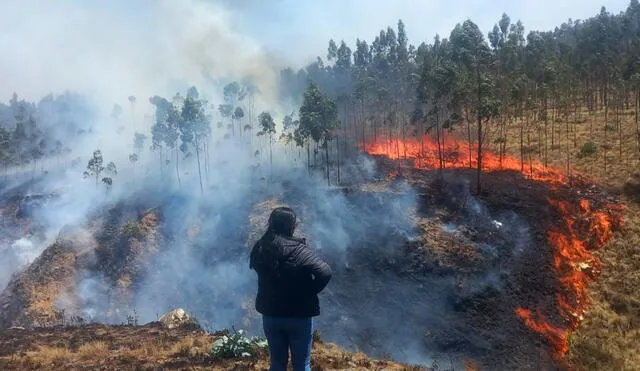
[579,141,598,158]
[209,329,268,360]
[123,220,143,238]
[83,149,105,186]
[296,81,339,147]
[257,112,276,137]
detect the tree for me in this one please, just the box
[83,150,105,187]
[150,95,179,185]
[257,112,276,182]
[128,96,136,132]
[450,20,499,194]
[220,82,247,136]
[180,87,210,194]
[233,107,246,134]
[0,127,12,177]
[298,81,339,185]
[134,133,147,153]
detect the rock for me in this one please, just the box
[157,308,198,329]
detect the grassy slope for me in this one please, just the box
[486,108,640,370]
[0,323,425,371]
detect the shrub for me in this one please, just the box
[209,329,268,360]
[123,220,143,238]
[579,142,597,158]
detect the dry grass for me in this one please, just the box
[23,346,72,368]
[0,323,424,370]
[469,108,640,370]
[76,341,110,360]
[567,206,640,371]
[490,108,640,188]
[169,334,208,358]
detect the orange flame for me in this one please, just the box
[464,359,479,371]
[360,135,623,358]
[359,135,566,183]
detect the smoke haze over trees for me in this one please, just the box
[0,0,639,369]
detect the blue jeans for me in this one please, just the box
[262,315,313,371]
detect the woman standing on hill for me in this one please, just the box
[250,207,332,371]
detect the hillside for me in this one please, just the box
[3,1,640,370]
[0,320,421,370]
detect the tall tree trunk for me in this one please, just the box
[467,108,473,168]
[336,134,340,185]
[307,142,311,176]
[544,95,548,167]
[618,104,623,159]
[435,105,444,170]
[195,139,204,195]
[269,134,273,183]
[566,117,571,178]
[325,141,330,187]
[175,146,181,187]
[520,112,525,173]
[636,89,640,152]
[476,66,482,195]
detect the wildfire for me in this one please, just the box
[464,359,479,371]
[360,134,623,358]
[359,135,566,183]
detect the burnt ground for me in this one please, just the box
[0,322,421,370]
[0,162,624,371]
[400,165,621,370]
[269,167,565,370]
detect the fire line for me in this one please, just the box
[358,134,623,358]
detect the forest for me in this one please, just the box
[3,2,640,194]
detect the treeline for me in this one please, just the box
[4,2,640,191]
[278,1,640,191]
[0,93,91,175]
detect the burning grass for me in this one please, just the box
[359,131,625,366]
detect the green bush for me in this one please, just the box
[122,220,143,238]
[579,141,597,158]
[209,329,268,360]
[605,123,617,132]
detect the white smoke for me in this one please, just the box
[10,238,38,265]
[0,0,281,107]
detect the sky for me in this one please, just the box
[0,0,632,104]
[218,0,631,64]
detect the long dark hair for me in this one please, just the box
[250,207,297,273]
[264,206,296,239]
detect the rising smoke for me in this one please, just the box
[0,1,541,368]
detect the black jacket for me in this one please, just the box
[250,234,332,317]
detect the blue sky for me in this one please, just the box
[216,0,631,64]
[0,0,632,103]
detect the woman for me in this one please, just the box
[250,207,332,371]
